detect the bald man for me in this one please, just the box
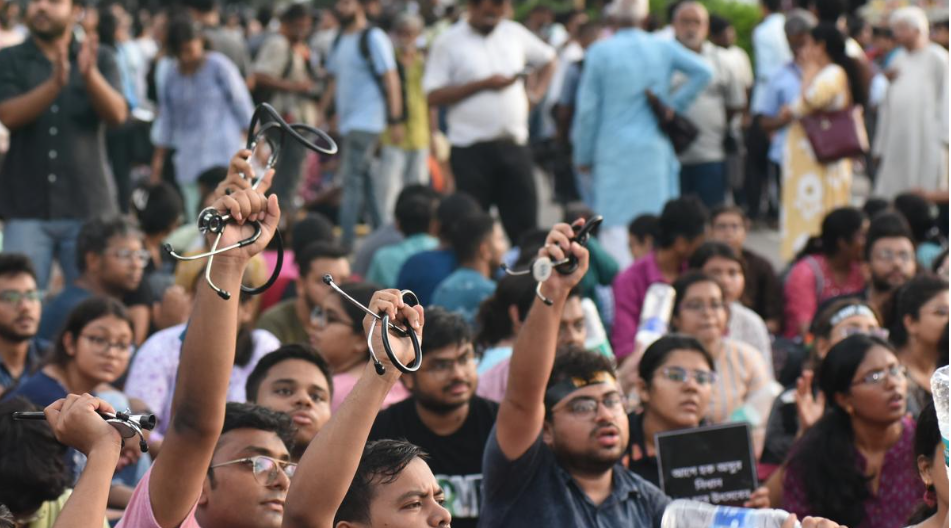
[671,1,746,209]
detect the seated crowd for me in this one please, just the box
[0,151,947,528]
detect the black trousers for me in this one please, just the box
[450,140,538,244]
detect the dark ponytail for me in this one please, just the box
[811,23,867,107]
[787,335,895,526]
[794,206,865,261]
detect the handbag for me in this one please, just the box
[799,106,869,163]
[645,89,699,154]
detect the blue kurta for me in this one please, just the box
[571,29,712,228]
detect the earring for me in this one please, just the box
[924,487,937,508]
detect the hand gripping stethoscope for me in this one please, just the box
[323,274,423,376]
[14,410,157,453]
[164,103,338,300]
[500,216,603,306]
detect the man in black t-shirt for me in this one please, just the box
[369,307,498,528]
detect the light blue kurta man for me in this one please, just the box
[571,29,713,229]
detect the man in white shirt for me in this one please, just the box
[751,0,791,111]
[423,0,556,245]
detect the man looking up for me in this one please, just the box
[0,0,128,292]
[369,307,498,528]
[0,254,44,391]
[246,345,335,461]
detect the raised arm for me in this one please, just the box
[496,223,589,460]
[44,394,122,528]
[149,167,280,528]
[284,291,424,528]
[80,36,128,126]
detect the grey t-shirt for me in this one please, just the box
[672,41,746,165]
[479,426,670,527]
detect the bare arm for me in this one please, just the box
[526,59,556,106]
[83,68,128,126]
[427,75,515,108]
[254,73,309,94]
[383,69,402,122]
[496,223,589,460]
[150,170,280,528]
[284,291,424,528]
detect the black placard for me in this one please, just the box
[655,423,757,505]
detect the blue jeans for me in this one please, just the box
[679,161,726,209]
[3,219,84,291]
[338,130,383,249]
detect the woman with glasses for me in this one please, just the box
[780,334,923,528]
[625,334,715,487]
[891,275,950,419]
[670,272,775,457]
[308,281,409,411]
[3,297,146,507]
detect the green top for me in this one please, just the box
[382,54,429,150]
[25,489,109,528]
[257,298,309,346]
[366,233,438,288]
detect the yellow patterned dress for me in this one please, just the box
[780,64,853,261]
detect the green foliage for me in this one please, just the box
[650,0,762,55]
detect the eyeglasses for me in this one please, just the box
[557,393,624,419]
[80,334,133,356]
[108,249,150,265]
[852,364,906,386]
[424,352,476,375]
[657,366,717,385]
[310,306,351,329]
[872,249,914,264]
[209,456,297,486]
[835,327,889,341]
[0,290,42,305]
[712,222,743,233]
[681,300,727,313]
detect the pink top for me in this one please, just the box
[258,250,299,313]
[782,415,923,528]
[476,357,510,403]
[782,255,865,338]
[611,253,667,360]
[116,467,200,528]
[331,371,410,412]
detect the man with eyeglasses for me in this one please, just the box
[0,254,46,390]
[38,215,152,344]
[368,307,498,528]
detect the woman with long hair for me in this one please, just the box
[782,334,923,527]
[783,206,868,339]
[776,22,868,262]
[891,275,950,419]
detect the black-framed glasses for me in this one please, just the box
[0,290,42,305]
[80,334,133,356]
[871,249,914,264]
[557,393,624,419]
[209,456,297,486]
[657,366,717,385]
[423,351,476,375]
[852,364,906,386]
[310,306,351,329]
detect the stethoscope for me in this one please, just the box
[14,410,157,453]
[323,274,423,376]
[164,103,338,300]
[500,216,603,306]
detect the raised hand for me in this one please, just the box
[77,34,99,78]
[44,394,122,457]
[52,46,70,88]
[537,221,590,301]
[208,183,281,264]
[213,148,277,202]
[363,289,425,373]
[795,370,825,434]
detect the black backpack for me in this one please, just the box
[330,27,407,122]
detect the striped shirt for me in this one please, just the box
[706,338,771,426]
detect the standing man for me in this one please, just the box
[368,308,499,528]
[324,0,403,250]
[253,3,319,219]
[571,0,710,266]
[423,0,556,245]
[672,2,746,209]
[0,254,45,390]
[0,0,128,292]
[184,0,251,78]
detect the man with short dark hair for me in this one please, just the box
[612,196,708,360]
[424,0,556,245]
[246,344,335,461]
[366,190,439,288]
[257,241,351,345]
[184,0,251,76]
[0,0,128,292]
[0,254,45,390]
[628,214,659,261]
[861,211,918,318]
[323,0,403,249]
[37,215,149,342]
[368,308,498,528]
[431,213,507,325]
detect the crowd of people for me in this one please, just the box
[0,0,948,526]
